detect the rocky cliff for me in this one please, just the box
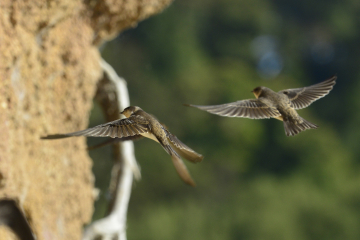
[0,0,172,239]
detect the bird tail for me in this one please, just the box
[283,117,318,136]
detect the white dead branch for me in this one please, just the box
[82,59,140,240]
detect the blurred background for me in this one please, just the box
[88,0,360,239]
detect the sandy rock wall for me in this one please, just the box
[0,0,172,239]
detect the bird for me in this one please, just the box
[41,106,203,186]
[185,76,336,136]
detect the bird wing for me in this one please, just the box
[87,135,144,150]
[186,99,280,119]
[170,152,196,187]
[278,76,337,109]
[87,125,204,165]
[156,136,196,187]
[160,144,196,187]
[41,115,150,139]
[165,130,203,163]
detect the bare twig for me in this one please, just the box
[82,59,140,240]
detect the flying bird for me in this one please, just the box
[41,106,203,186]
[185,76,336,136]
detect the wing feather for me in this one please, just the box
[187,99,280,119]
[279,76,336,109]
[165,130,203,163]
[41,115,149,140]
[170,152,196,187]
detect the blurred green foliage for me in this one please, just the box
[87,0,360,239]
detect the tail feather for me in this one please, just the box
[284,117,318,136]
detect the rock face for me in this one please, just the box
[0,0,172,239]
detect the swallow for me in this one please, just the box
[41,106,203,186]
[185,76,336,136]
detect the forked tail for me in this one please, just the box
[284,117,318,136]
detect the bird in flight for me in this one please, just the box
[41,106,203,186]
[185,76,336,136]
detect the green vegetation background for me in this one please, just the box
[88,0,360,239]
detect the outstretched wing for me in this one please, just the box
[185,99,280,119]
[278,76,337,109]
[41,115,150,139]
[156,139,196,187]
[165,146,196,187]
[87,135,144,150]
[165,130,203,163]
[170,152,196,187]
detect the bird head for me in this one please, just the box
[121,106,141,117]
[251,86,263,99]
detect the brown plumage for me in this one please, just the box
[186,76,336,136]
[41,106,203,186]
